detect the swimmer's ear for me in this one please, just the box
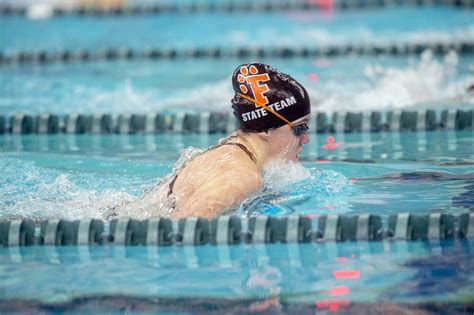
[256,130,271,141]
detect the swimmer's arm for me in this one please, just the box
[178,169,263,218]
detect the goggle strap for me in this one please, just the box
[237,92,295,127]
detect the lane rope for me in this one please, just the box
[1,0,472,17]
[1,109,472,134]
[0,213,472,246]
[1,41,473,65]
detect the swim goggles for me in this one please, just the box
[291,122,309,136]
[237,92,310,137]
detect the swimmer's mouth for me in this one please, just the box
[294,151,301,161]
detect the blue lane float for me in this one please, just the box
[1,0,472,17]
[210,215,242,245]
[40,219,74,245]
[1,41,473,65]
[0,220,35,246]
[143,218,173,245]
[74,219,104,245]
[1,213,473,247]
[0,116,5,134]
[318,214,383,241]
[109,218,143,246]
[388,213,455,240]
[10,113,35,134]
[1,109,473,134]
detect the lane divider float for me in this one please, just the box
[1,41,473,65]
[1,109,472,134]
[0,213,472,246]
[1,0,472,17]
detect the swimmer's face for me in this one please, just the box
[267,114,310,162]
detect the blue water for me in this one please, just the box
[1,7,472,52]
[0,241,473,312]
[1,4,474,312]
[1,5,473,115]
[1,54,472,115]
[0,131,472,221]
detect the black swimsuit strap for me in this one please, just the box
[168,141,257,196]
[222,142,257,163]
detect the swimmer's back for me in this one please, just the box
[170,144,262,218]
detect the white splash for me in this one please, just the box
[26,3,53,20]
[316,50,474,112]
[69,78,232,114]
[239,159,354,216]
[263,159,353,195]
[284,25,474,48]
[75,79,161,114]
[158,79,231,111]
[0,159,138,221]
[263,159,311,191]
[114,146,204,219]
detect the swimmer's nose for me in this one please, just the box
[300,132,309,144]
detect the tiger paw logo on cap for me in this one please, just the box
[237,65,271,106]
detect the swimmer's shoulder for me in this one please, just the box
[205,145,262,184]
[198,143,262,184]
[173,143,262,194]
[173,149,262,218]
[213,142,258,167]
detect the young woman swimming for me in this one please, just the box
[119,63,312,219]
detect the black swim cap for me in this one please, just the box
[231,63,311,132]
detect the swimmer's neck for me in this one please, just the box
[235,131,271,171]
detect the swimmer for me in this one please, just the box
[124,63,312,219]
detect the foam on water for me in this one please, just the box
[146,51,472,114]
[0,158,138,221]
[73,79,161,114]
[157,79,230,112]
[0,153,354,220]
[294,25,474,47]
[315,50,474,113]
[239,159,354,216]
[1,50,472,115]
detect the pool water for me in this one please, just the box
[1,2,474,313]
[0,241,473,313]
[0,131,472,220]
[1,7,472,51]
[1,53,473,115]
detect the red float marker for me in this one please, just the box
[333,269,360,279]
[315,159,330,163]
[317,0,334,10]
[328,285,350,296]
[322,136,343,149]
[307,72,319,81]
[307,0,333,13]
[336,254,356,263]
